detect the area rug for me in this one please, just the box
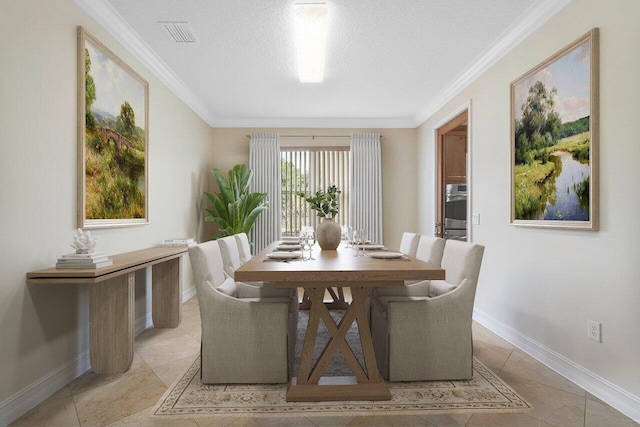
[153,312,531,418]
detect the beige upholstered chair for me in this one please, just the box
[217,235,243,279]
[398,232,421,257]
[371,239,484,381]
[234,232,253,262]
[188,240,297,384]
[375,234,445,298]
[415,235,446,266]
[218,233,298,320]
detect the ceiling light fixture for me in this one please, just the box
[294,2,328,83]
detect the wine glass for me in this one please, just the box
[305,229,316,260]
[346,226,354,248]
[299,226,312,260]
[357,229,367,256]
[352,229,361,256]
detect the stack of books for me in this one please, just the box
[158,238,196,247]
[56,252,113,269]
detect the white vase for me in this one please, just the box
[317,218,342,250]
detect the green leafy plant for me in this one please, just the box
[204,164,268,239]
[297,184,340,218]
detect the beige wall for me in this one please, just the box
[418,0,640,398]
[0,0,214,406]
[210,128,418,251]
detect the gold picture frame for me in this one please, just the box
[77,27,149,228]
[510,28,599,230]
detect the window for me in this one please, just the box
[281,147,350,237]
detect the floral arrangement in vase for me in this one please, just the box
[297,184,342,249]
[296,184,340,218]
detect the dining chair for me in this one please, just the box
[218,235,243,279]
[371,239,484,381]
[374,234,445,298]
[415,235,446,266]
[188,240,296,383]
[219,233,299,319]
[398,232,420,257]
[234,232,253,262]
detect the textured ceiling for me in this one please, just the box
[89,0,569,128]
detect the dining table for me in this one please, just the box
[234,240,445,402]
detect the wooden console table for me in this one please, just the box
[26,246,188,374]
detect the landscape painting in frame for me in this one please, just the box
[78,27,149,228]
[511,28,598,230]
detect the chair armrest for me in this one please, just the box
[384,278,474,327]
[202,286,290,335]
[374,280,430,297]
[236,281,295,299]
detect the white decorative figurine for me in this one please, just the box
[70,228,98,254]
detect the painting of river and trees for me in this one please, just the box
[78,27,149,228]
[511,29,598,230]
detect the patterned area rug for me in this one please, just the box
[153,312,531,418]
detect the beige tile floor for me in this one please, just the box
[11,295,637,427]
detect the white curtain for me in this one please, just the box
[349,133,383,244]
[249,133,281,254]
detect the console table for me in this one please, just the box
[26,246,188,374]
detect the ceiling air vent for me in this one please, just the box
[159,22,199,43]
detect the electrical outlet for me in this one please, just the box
[588,320,601,343]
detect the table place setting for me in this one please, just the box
[358,243,385,250]
[366,251,410,260]
[275,243,302,251]
[262,251,304,262]
[280,236,300,244]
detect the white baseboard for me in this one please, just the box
[473,308,640,423]
[0,349,91,427]
[0,284,197,427]
[182,284,197,302]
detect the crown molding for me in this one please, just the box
[73,0,216,127]
[413,0,573,127]
[75,0,572,130]
[213,117,417,129]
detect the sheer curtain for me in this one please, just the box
[349,133,383,244]
[249,133,281,254]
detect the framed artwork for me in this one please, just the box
[510,28,598,230]
[77,27,149,228]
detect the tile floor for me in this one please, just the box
[11,295,637,427]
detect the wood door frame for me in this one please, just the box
[433,102,472,239]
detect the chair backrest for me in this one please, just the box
[399,232,420,257]
[234,233,252,263]
[441,240,485,289]
[415,235,446,266]
[188,240,226,288]
[218,235,242,278]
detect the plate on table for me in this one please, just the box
[275,243,301,251]
[266,251,302,260]
[359,243,385,250]
[280,238,300,244]
[368,251,404,259]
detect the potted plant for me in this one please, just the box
[204,164,268,240]
[297,184,342,250]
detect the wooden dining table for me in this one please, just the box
[234,241,445,402]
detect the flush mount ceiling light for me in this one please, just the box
[294,2,328,83]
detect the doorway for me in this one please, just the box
[435,110,468,239]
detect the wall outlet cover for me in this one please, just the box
[588,319,601,343]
